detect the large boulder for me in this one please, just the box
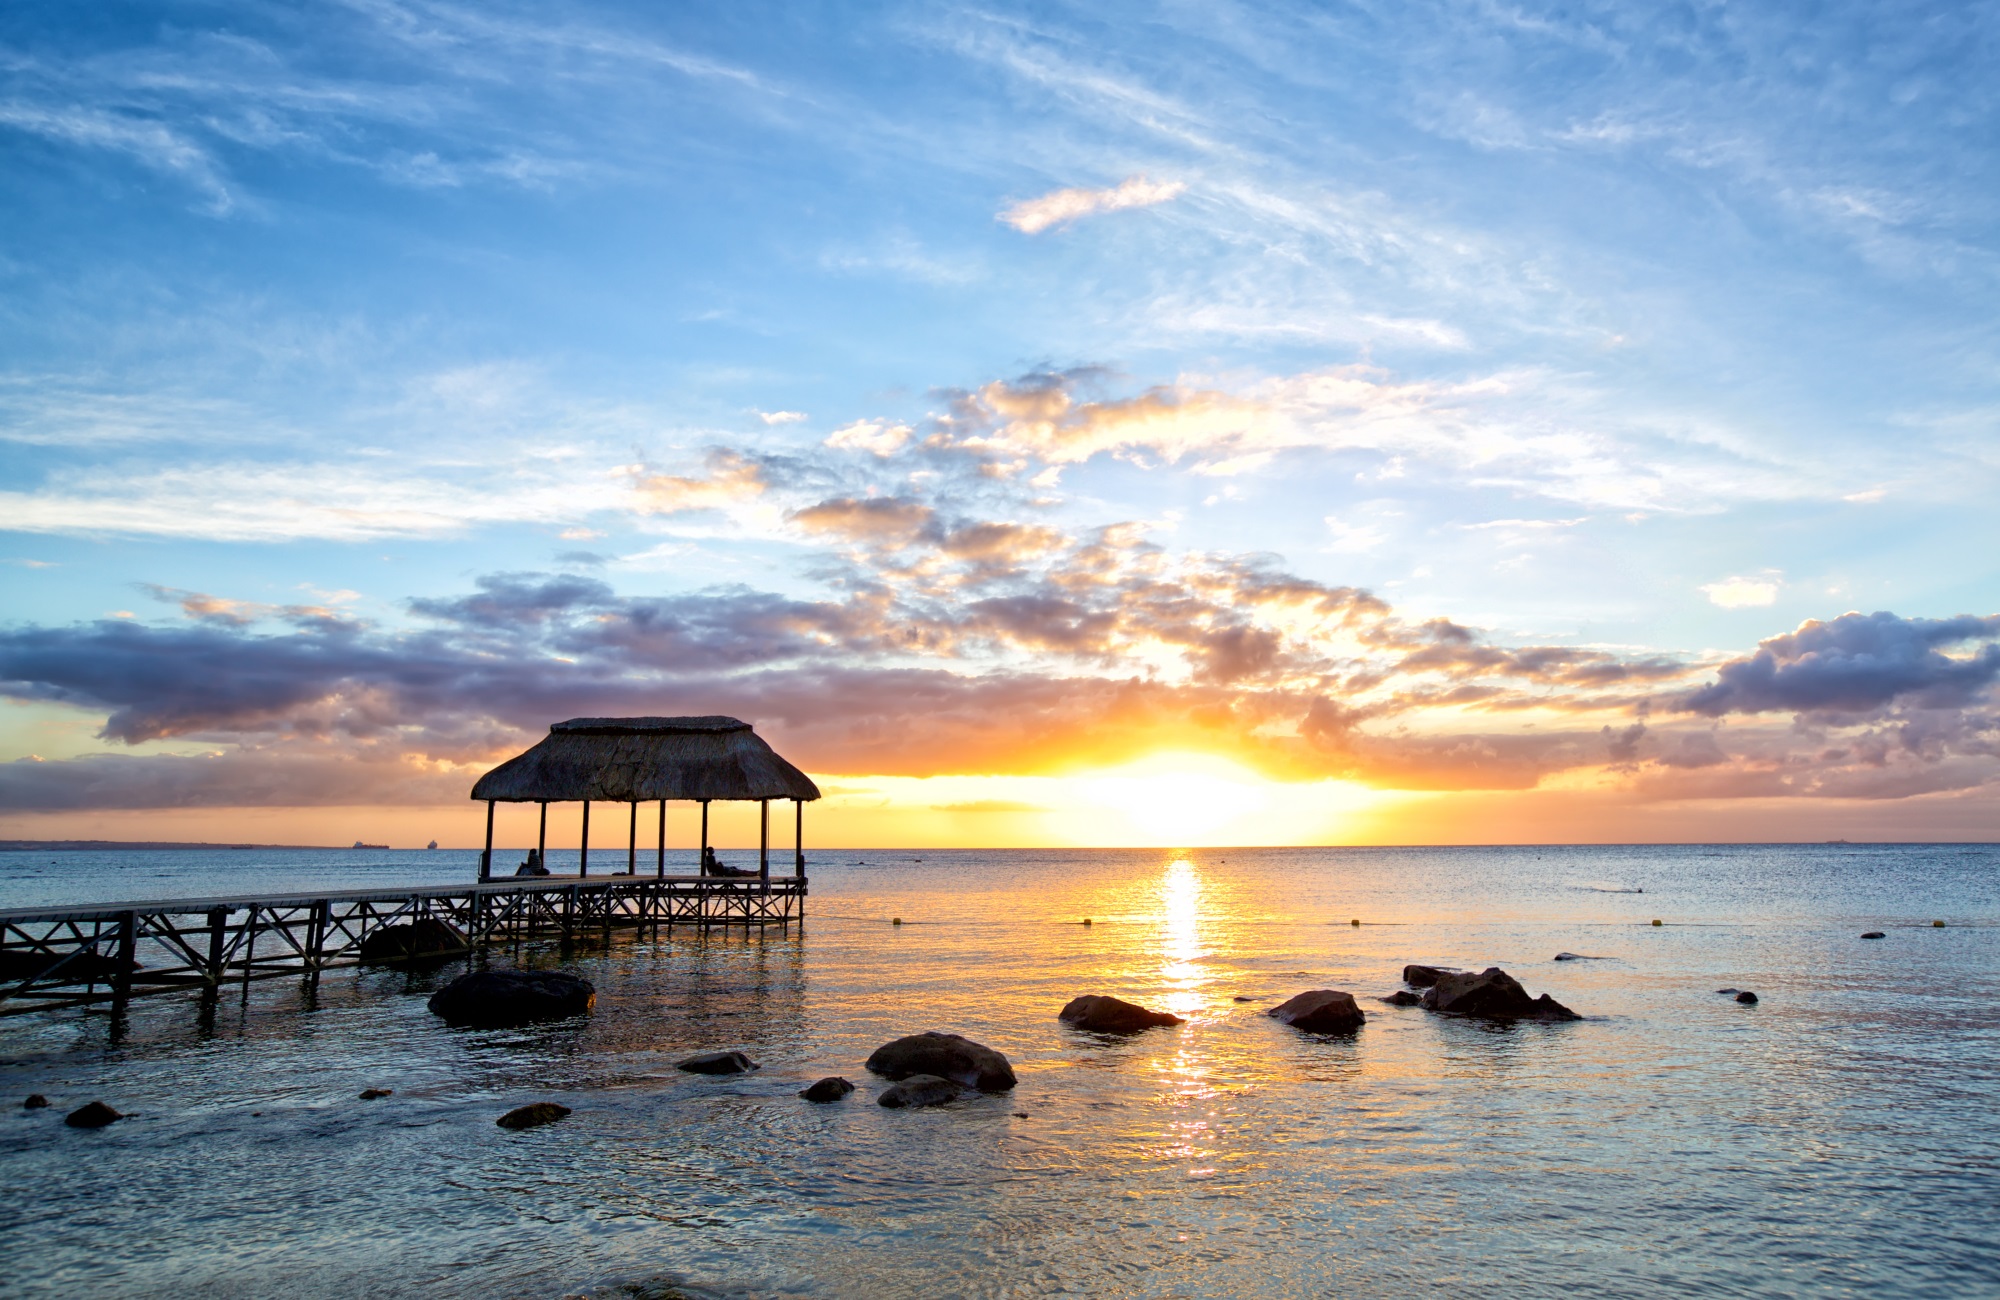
[1401,964,1461,988]
[865,1032,1016,1093]
[878,1075,962,1109]
[1420,967,1579,1021]
[677,1051,759,1075]
[427,969,595,1028]
[358,918,467,964]
[1267,990,1366,1033]
[1058,995,1183,1033]
[799,1076,855,1103]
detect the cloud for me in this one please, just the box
[631,451,768,515]
[1684,612,2000,717]
[824,420,912,456]
[758,410,808,425]
[0,101,236,213]
[998,176,1187,234]
[930,800,1047,814]
[1702,574,1781,608]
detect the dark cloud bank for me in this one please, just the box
[4,539,1999,810]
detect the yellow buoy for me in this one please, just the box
[1651,919,1663,927]
[892,917,902,926]
[1933,919,1946,928]
[1351,918,1361,927]
[1081,917,1092,926]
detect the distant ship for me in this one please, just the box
[352,840,389,850]
[426,840,438,850]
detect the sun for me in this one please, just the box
[1077,752,1274,845]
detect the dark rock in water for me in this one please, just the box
[799,1076,854,1103]
[358,1088,393,1100]
[1420,968,1580,1021]
[427,969,595,1028]
[677,1050,759,1075]
[866,1032,1016,1093]
[1554,952,1609,962]
[496,1101,570,1130]
[1232,995,1257,1002]
[1402,964,1462,988]
[1861,931,1886,940]
[64,1101,121,1128]
[23,1094,49,1109]
[1735,990,1759,1004]
[1716,988,1739,995]
[1267,990,1367,1033]
[357,918,467,964]
[1058,994,1184,1033]
[878,1074,961,1109]
[1378,990,1422,1007]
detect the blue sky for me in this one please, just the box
[3,0,1999,843]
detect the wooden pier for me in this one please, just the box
[0,873,806,1017]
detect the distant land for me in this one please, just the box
[0,840,365,852]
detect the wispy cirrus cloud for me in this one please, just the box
[998,175,1187,234]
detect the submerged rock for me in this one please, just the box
[866,1032,1016,1093]
[878,1074,962,1109]
[1861,931,1886,940]
[1058,994,1184,1033]
[427,969,595,1028]
[1267,990,1367,1033]
[1716,987,1739,995]
[357,918,467,964]
[1735,991,1759,1005]
[64,1101,122,1129]
[1420,968,1580,1021]
[1554,952,1609,962]
[23,1094,49,1109]
[677,1050,759,1075]
[1378,990,1422,1007]
[1401,964,1462,988]
[799,1076,854,1103]
[496,1101,571,1130]
[358,1088,393,1100]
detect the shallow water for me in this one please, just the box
[2,844,1997,1298]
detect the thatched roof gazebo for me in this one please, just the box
[469,716,821,883]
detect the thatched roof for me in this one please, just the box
[470,716,821,803]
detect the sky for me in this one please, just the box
[3,0,1999,848]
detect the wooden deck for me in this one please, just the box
[0,873,806,1016]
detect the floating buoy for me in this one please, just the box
[1081,918,1092,926]
[891,917,902,926]
[1651,919,1662,927]
[1933,920,1946,928]
[1350,918,1361,927]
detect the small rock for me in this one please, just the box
[799,1076,854,1103]
[1735,991,1759,1005]
[1058,994,1184,1033]
[23,1094,49,1109]
[1267,990,1367,1033]
[1378,990,1422,1007]
[676,1051,759,1075]
[1401,964,1461,988]
[866,1032,1016,1093]
[1716,987,1739,995]
[358,1088,394,1100]
[1012,1111,1029,1118]
[496,1102,571,1130]
[1861,932,1885,940]
[1553,952,1608,962]
[357,918,467,964]
[878,1074,961,1109]
[1420,968,1580,1021]
[1231,995,1256,1003]
[64,1101,122,1129]
[427,969,595,1028]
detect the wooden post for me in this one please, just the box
[656,800,666,878]
[480,799,495,882]
[205,906,227,986]
[759,799,769,886]
[112,910,137,1004]
[241,906,258,996]
[537,801,547,869]
[580,800,591,877]
[700,800,710,875]
[795,800,805,877]
[627,800,637,875]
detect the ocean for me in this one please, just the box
[0,843,1995,1298]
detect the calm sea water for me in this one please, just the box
[1,844,1996,1299]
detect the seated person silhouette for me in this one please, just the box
[514,848,550,877]
[701,846,719,875]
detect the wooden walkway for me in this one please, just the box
[0,873,806,1016]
